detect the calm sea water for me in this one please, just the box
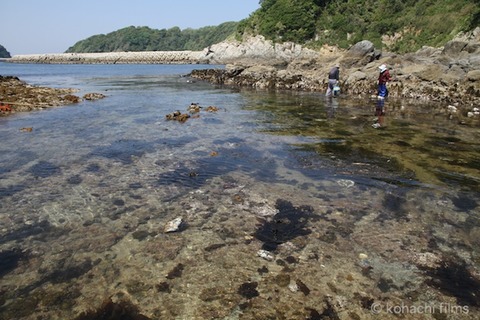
[0,63,479,319]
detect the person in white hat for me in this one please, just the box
[326,65,340,97]
[377,64,392,99]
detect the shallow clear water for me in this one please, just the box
[0,63,479,319]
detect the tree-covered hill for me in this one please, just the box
[0,45,11,58]
[66,0,479,54]
[66,22,238,53]
[238,0,480,53]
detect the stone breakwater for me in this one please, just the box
[8,51,208,64]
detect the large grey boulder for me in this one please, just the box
[467,70,480,81]
[341,40,380,68]
[442,40,468,56]
[345,70,368,84]
[468,55,480,69]
[348,40,375,56]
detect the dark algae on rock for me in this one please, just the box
[74,297,150,320]
[0,249,25,277]
[420,255,480,307]
[237,282,259,299]
[255,199,319,251]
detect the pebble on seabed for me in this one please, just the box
[359,253,368,260]
[164,217,183,233]
[257,249,275,261]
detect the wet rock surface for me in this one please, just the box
[0,75,105,115]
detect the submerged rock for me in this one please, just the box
[237,282,259,299]
[83,93,106,100]
[337,179,355,188]
[257,249,275,261]
[166,263,184,279]
[187,102,202,113]
[74,297,150,320]
[165,110,190,123]
[164,217,183,233]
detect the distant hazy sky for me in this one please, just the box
[2,0,260,55]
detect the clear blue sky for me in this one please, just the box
[2,0,260,55]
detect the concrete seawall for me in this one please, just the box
[7,51,209,64]
[5,36,320,65]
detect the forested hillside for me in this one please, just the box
[66,23,237,53]
[0,45,11,58]
[239,0,480,52]
[66,0,480,54]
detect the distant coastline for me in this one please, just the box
[4,32,480,110]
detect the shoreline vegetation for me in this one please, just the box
[1,28,480,116]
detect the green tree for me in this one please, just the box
[66,23,238,53]
[244,0,320,42]
[240,0,480,53]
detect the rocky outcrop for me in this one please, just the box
[0,76,104,115]
[204,35,319,65]
[191,29,480,108]
[339,40,382,68]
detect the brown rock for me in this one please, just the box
[467,70,480,81]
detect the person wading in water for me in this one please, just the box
[377,64,392,99]
[326,65,340,97]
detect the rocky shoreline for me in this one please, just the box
[190,31,480,110]
[3,28,480,111]
[0,76,104,116]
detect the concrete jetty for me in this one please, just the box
[7,51,209,64]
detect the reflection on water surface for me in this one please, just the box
[0,64,479,319]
